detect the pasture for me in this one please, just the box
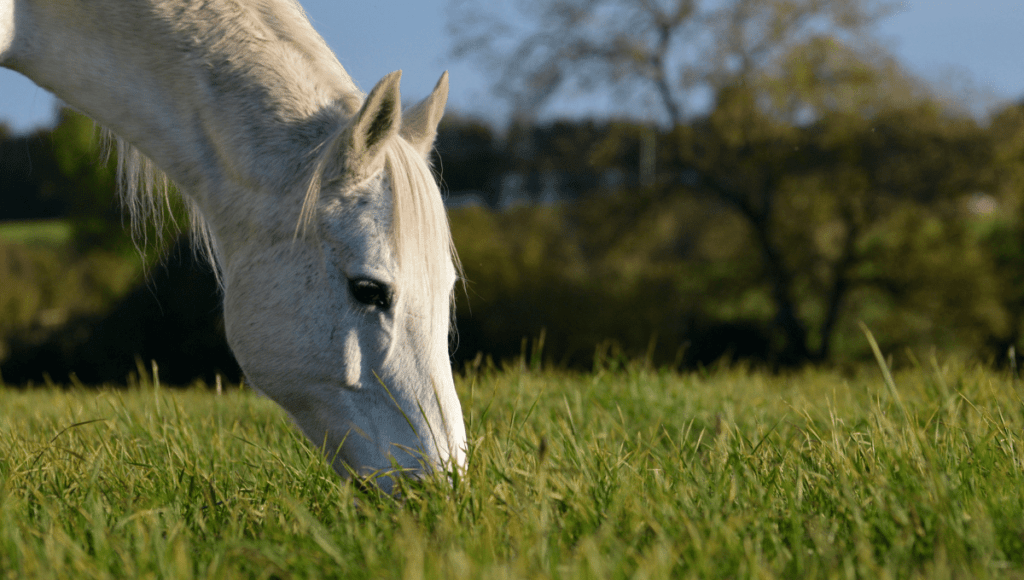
[0,220,72,248]
[2,357,1023,579]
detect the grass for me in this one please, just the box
[0,242,141,344]
[0,221,73,248]
[0,224,143,352]
[1,356,1024,579]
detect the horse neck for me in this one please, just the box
[2,0,361,229]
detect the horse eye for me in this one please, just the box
[348,278,392,310]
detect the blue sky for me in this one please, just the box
[0,0,1022,133]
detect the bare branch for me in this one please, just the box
[448,0,896,123]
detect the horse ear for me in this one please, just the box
[343,70,403,180]
[400,71,448,156]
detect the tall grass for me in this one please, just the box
[1,357,1023,578]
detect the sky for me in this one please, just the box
[0,0,1022,133]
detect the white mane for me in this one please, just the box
[106,133,216,266]
[96,0,362,272]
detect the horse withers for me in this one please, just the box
[0,0,466,491]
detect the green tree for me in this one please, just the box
[451,0,997,363]
[45,109,126,251]
[975,102,1024,358]
[47,109,191,257]
[434,115,502,202]
[674,78,994,361]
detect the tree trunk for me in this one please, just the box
[749,218,811,364]
[707,175,812,365]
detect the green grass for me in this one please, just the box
[0,220,73,247]
[1,357,1023,579]
[0,241,142,342]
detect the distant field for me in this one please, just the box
[0,219,73,247]
[0,222,141,338]
[1,360,1023,579]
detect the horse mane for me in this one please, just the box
[98,0,355,278]
[105,131,219,272]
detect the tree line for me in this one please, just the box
[430,102,1024,368]
[3,93,1024,377]
[4,0,1024,379]
[440,0,1024,367]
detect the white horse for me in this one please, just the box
[0,0,466,490]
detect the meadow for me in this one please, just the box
[2,352,1023,580]
[0,221,73,247]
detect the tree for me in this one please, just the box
[450,0,894,125]
[46,110,124,251]
[451,0,996,364]
[433,115,503,205]
[977,102,1024,359]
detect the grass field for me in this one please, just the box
[1,355,1023,579]
[0,221,73,248]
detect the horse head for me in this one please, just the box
[221,72,466,491]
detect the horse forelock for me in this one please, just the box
[385,138,462,328]
[299,132,459,330]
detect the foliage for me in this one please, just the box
[449,0,1007,365]
[0,111,213,383]
[668,87,997,362]
[0,234,238,386]
[0,220,72,247]
[0,240,142,365]
[0,109,189,256]
[45,110,125,251]
[0,127,68,222]
[434,114,504,204]
[978,102,1024,355]
[450,200,773,368]
[2,360,1024,578]
[4,102,1024,376]
[0,111,162,352]
[448,172,1014,368]
[0,109,130,252]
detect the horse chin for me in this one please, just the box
[330,451,427,496]
[339,446,464,496]
[285,382,459,491]
[337,422,465,495]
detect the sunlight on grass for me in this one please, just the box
[0,220,73,247]
[1,359,1023,578]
